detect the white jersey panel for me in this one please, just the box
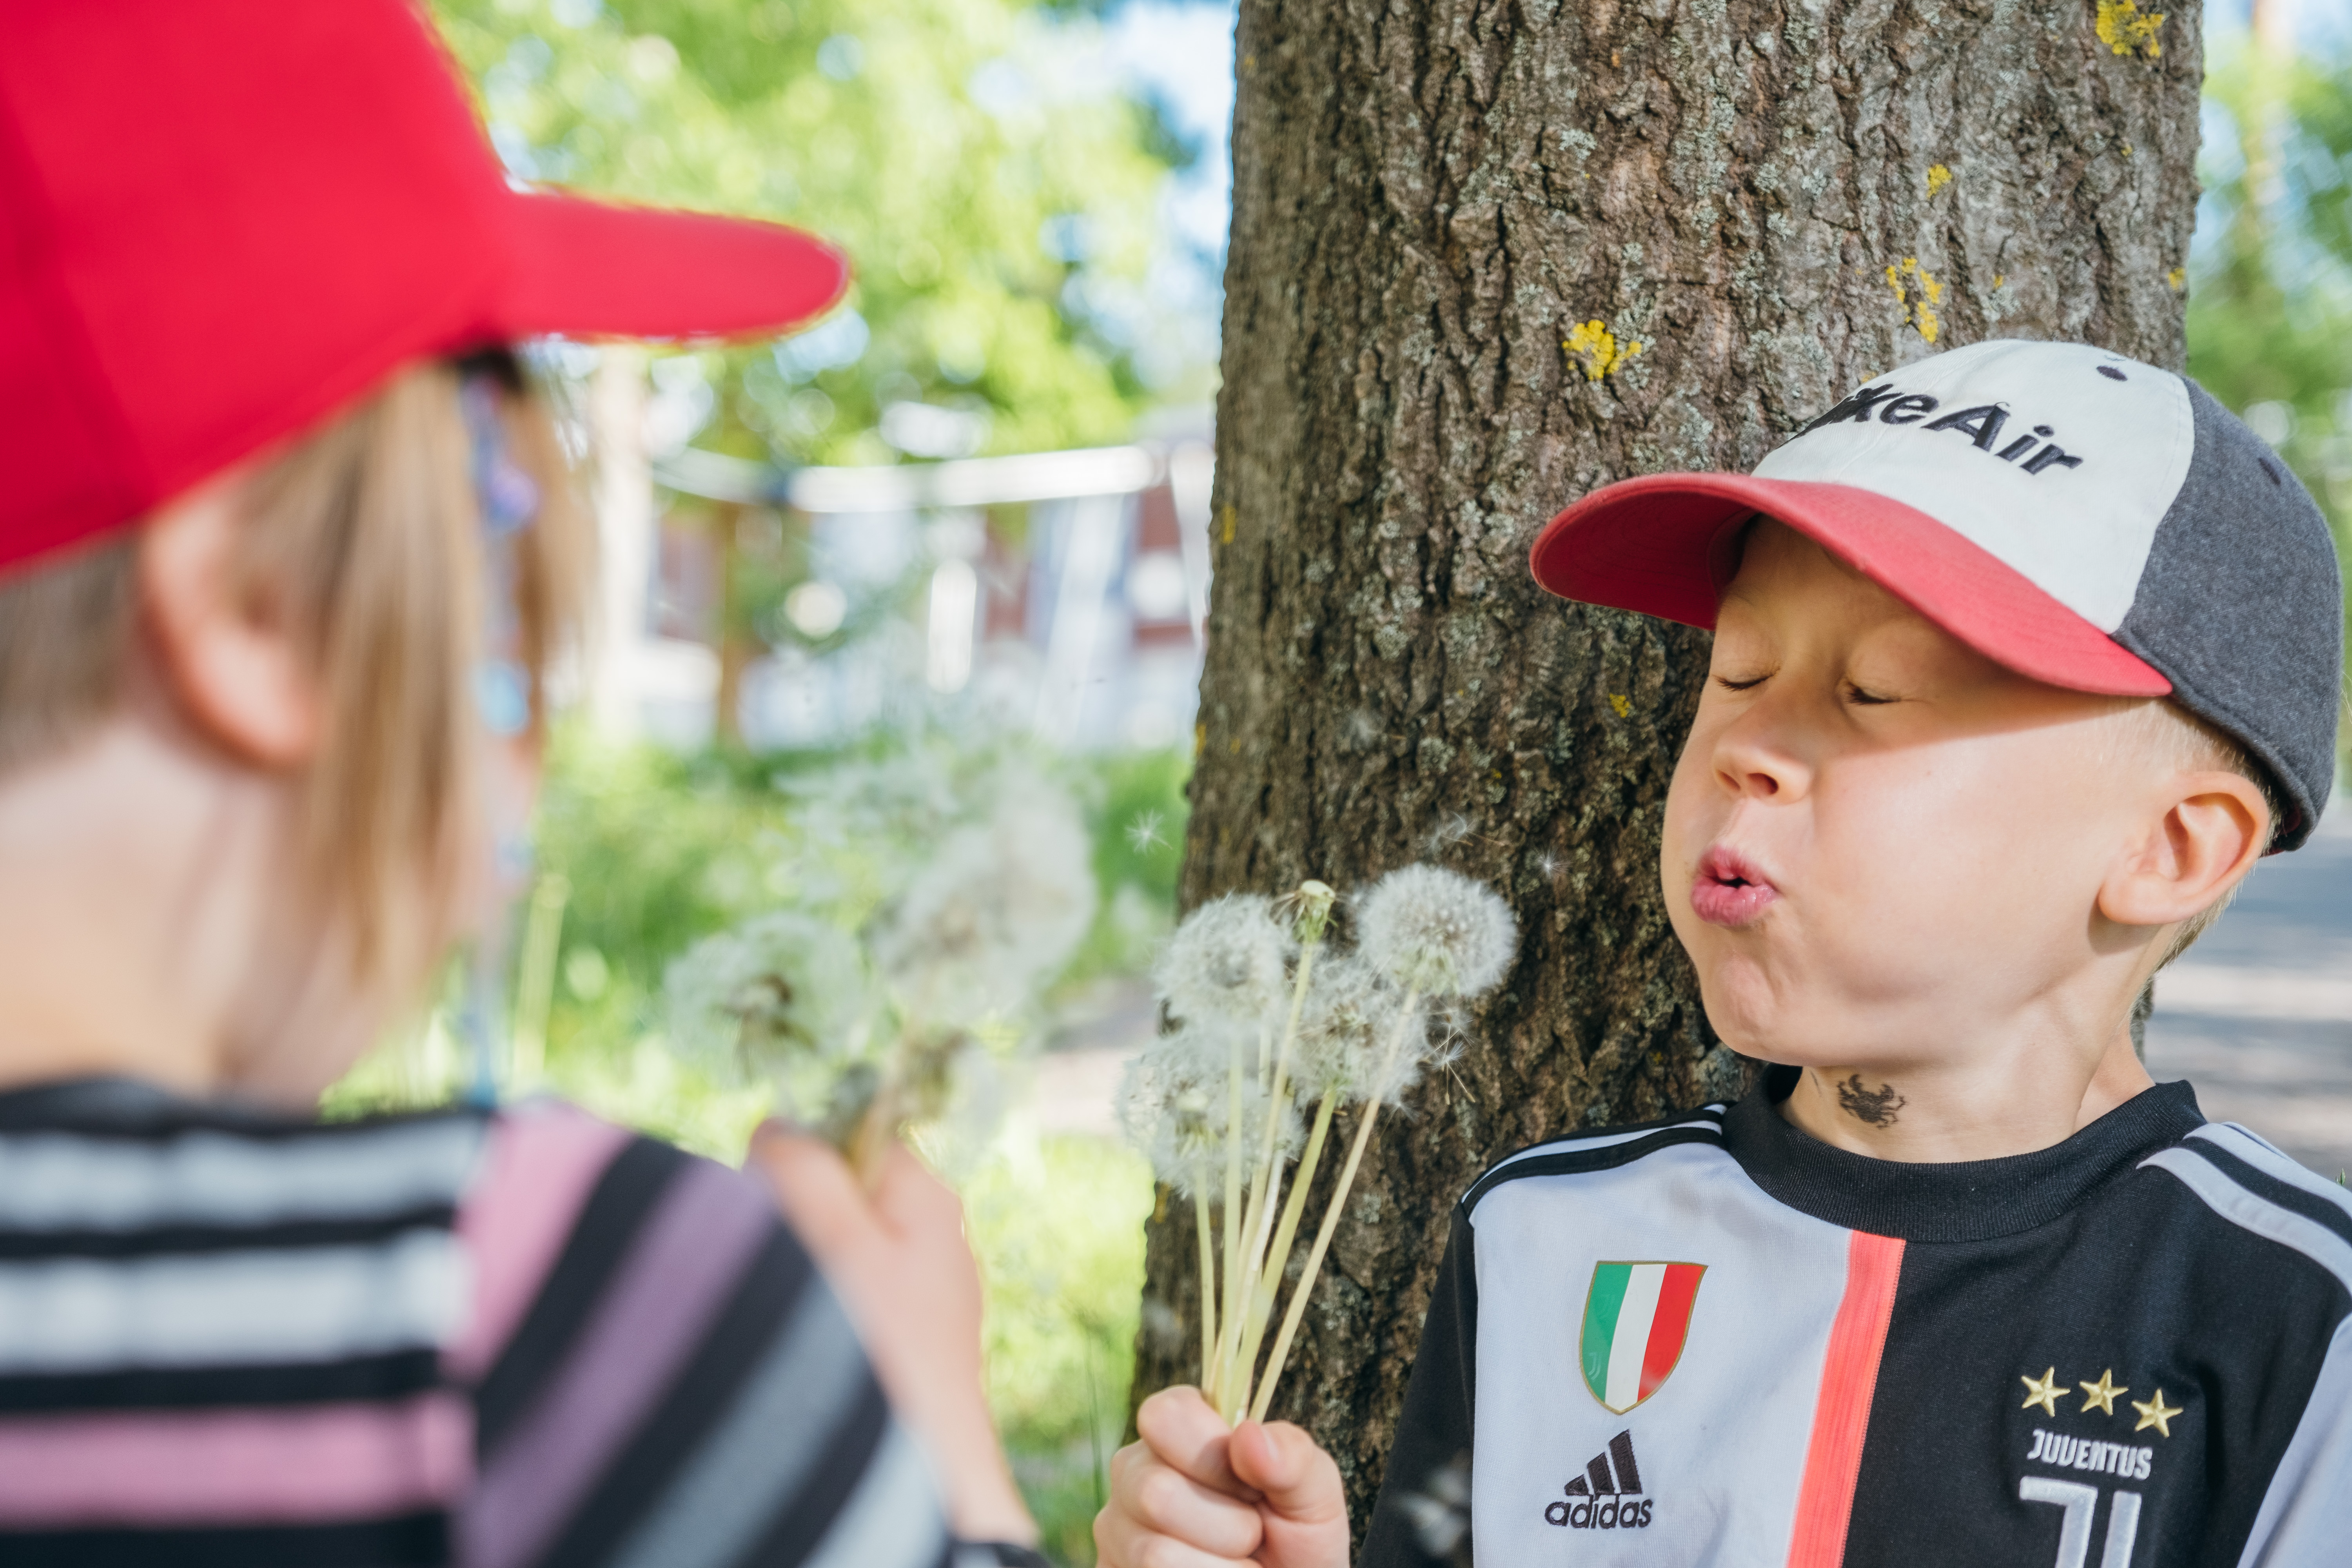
[1466,1138,1854,1568]
[2236,1315,2352,1568]
[1752,339,2193,631]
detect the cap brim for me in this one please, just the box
[1529,473,2172,698]
[491,191,849,343]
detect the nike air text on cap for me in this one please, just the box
[1528,339,2344,851]
[0,0,848,578]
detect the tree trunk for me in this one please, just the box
[1140,0,2203,1539]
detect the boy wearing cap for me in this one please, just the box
[1093,339,2352,1568]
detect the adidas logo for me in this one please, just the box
[1542,1430,1656,1531]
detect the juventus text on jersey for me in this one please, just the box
[1361,1072,2352,1568]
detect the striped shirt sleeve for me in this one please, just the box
[0,1094,488,1564]
[454,1103,955,1568]
[0,1083,954,1568]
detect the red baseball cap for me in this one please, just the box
[1528,339,2345,850]
[0,0,848,576]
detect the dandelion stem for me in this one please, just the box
[848,1066,902,1193]
[1212,1025,1246,1404]
[1221,936,1322,1419]
[1194,1187,1218,1388]
[1234,1085,1336,1413]
[1250,990,1421,1423]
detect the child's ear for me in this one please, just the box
[135,471,323,768]
[2096,771,2270,933]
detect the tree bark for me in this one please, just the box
[1140,0,2203,1539]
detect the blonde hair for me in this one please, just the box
[0,353,590,988]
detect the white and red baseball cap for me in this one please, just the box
[1530,339,2343,849]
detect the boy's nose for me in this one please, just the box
[1710,713,1810,803]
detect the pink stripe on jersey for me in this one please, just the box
[0,1393,469,1525]
[444,1102,632,1382]
[462,1158,775,1568]
[1786,1230,1904,1568]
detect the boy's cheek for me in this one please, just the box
[1658,739,1719,877]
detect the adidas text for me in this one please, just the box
[1546,1497,1656,1531]
[1544,1430,1655,1530]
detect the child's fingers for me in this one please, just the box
[1228,1420,1344,1521]
[1094,1504,1249,1568]
[1135,1386,1261,1499]
[865,1139,967,1242]
[1098,1439,1265,1566]
[1230,1420,1351,1568]
[743,1123,871,1259]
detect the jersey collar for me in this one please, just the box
[1722,1068,2205,1243]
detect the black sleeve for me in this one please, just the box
[1361,1207,1477,1568]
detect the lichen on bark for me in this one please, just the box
[1136,0,2201,1539]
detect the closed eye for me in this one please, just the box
[1843,682,1900,706]
[1713,673,1769,692]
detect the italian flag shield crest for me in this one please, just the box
[1579,1261,1706,1414]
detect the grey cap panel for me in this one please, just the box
[2112,377,2342,850]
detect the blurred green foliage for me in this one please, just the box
[2186,32,2352,639]
[527,728,1187,1083]
[430,0,1186,465]
[966,1136,1154,1565]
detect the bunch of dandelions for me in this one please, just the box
[1121,866,1517,1425]
[666,753,1096,1181]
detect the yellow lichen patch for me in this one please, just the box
[1564,319,1644,383]
[1885,258,1944,344]
[1608,693,1632,718]
[1992,273,2007,289]
[2167,266,2187,292]
[2096,0,2165,59]
[2121,142,2135,158]
[1220,504,1236,544]
[1926,164,1952,196]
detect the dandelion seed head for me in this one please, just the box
[1118,1021,1299,1194]
[871,769,1096,1023]
[1125,809,1169,854]
[1290,956,1394,1103]
[1155,893,1296,1024]
[1357,864,1518,997]
[663,911,874,1086]
[1357,1000,1436,1108]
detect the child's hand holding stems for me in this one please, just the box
[1095,1387,1348,1568]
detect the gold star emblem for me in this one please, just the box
[2020,1367,2063,1416]
[2079,1369,2129,1416]
[2132,1388,2183,1438]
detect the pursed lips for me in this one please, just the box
[1690,844,1780,927]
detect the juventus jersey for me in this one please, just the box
[1361,1074,2352,1568]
